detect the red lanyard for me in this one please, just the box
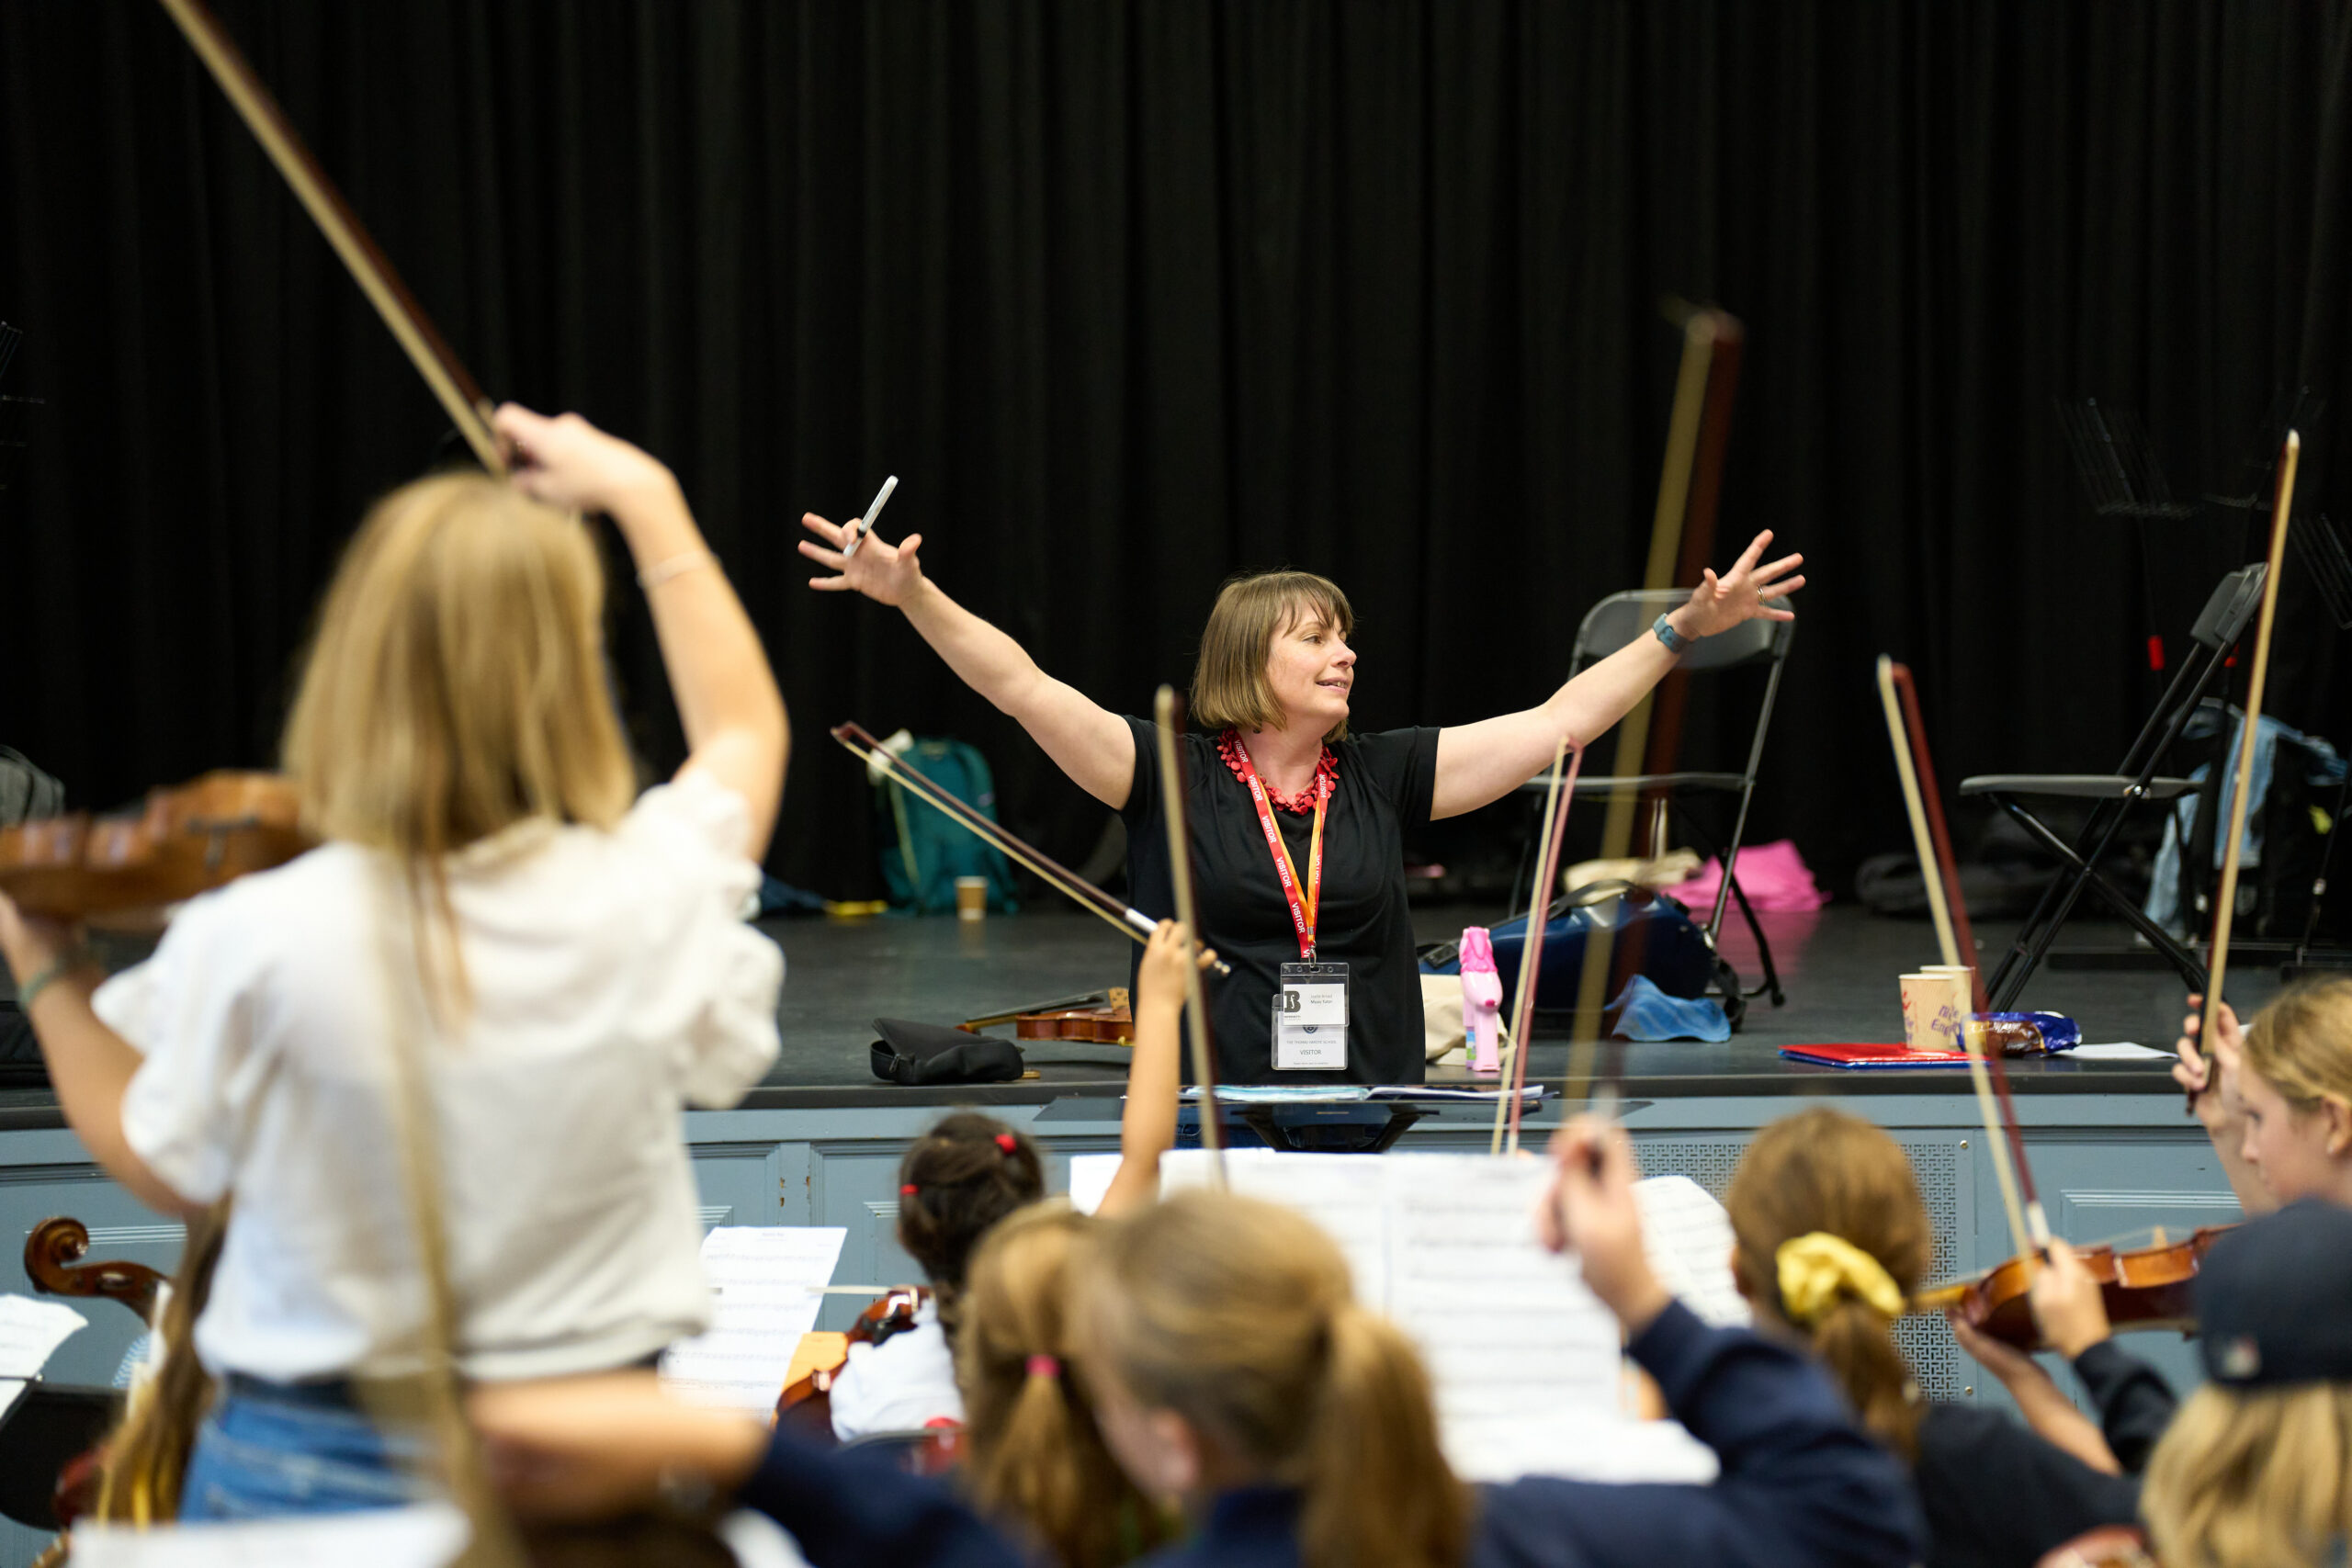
[1230,744,1329,961]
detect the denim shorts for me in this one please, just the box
[178,1376,437,1521]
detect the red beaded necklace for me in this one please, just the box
[1216,729,1338,813]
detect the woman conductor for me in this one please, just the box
[801,515,1801,1085]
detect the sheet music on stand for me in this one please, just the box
[1159,1150,1719,1482]
[0,1292,87,1379]
[659,1225,847,1411]
[1632,1174,1750,1328]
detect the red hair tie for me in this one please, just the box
[1025,1354,1060,1380]
[899,1183,920,1196]
[995,1133,1019,1156]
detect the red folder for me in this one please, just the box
[1780,1042,1972,1069]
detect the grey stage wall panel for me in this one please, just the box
[0,1091,2230,1566]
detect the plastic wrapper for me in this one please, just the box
[1964,1010,2082,1057]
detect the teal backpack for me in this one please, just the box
[873,736,1022,915]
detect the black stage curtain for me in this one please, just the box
[5,2,2350,900]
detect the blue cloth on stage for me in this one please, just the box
[1609,974,1731,1042]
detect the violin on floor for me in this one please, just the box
[963,989,1134,1045]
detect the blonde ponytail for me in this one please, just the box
[1297,1304,1467,1568]
[94,1202,230,1523]
[960,1202,1172,1568]
[1725,1109,1929,1459]
[1076,1191,1471,1568]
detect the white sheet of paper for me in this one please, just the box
[1449,1411,1719,1484]
[1067,1151,1120,1215]
[0,1294,87,1379]
[1161,1148,1655,1480]
[1385,1156,1622,1450]
[0,1379,26,1421]
[1634,1174,1751,1327]
[2069,1042,2176,1061]
[660,1225,847,1411]
[72,1505,468,1568]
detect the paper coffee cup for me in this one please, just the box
[1899,971,1969,1053]
[955,875,989,921]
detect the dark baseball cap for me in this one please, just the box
[2196,1200,2352,1387]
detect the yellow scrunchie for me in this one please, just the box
[1776,1232,1905,1326]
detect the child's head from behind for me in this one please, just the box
[2238,980,2352,1204]
[1725,1106,1929,1457]
[958,1201,1173,1568]
[284,470,634,857]
[1071,1189,1469,1568]
[2144,1201,2352,1568]
[896,1112,1045,1310]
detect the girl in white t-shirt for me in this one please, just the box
[827,1112,1046,1441]
[0,407,788,1519]
[827,921,1212,1444]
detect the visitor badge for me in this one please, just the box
[1273,961,1349,1071]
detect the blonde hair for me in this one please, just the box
[1725,1107,1930,1458]
[93,1204,230,1522]
[957,1201,1174,1568]
[2243,978,2352,1114]
[2144,1382,2352,1568]
[1190,570,1354,741]
[281,472,635,1015]
[1073,1190,1470,1568]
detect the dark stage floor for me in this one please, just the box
[745,901,2284,1105]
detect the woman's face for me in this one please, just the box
[1261,606,1355,734]
[2237,1066,2352,1203]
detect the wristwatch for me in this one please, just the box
[1652,614,1694,655]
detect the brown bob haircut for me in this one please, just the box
[1188,569,1354,741]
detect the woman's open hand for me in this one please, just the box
[800,513,926,607]
[1672,530,1804,640]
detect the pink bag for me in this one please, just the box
[1663,839,1827,913]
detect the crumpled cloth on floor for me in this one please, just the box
[1662,839,1827,913]
[1608,974,1732,1043]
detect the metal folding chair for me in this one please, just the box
[1964,564,2267,1008]
[1515,589,1795,1005]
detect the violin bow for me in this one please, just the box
[1492,737,1581,1154]
[1153,687,1226,1179]
[1564,305,1743,1113]
[831,723,1232,976]
[1878,656,2041,1258]
[2189,431,2300,1111]
[156,0,505,473]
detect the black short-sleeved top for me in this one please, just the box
[1912,1402,2143,1568]
[1118,716,1440,1086]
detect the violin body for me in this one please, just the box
[775,1285,931,1438]
[0,773,309,925]
[1919,1225,2235,1350]
[1015,1001,1133,1044]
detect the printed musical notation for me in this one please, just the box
[659,1225,847,1411]
[1156,1149,1728,1481]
